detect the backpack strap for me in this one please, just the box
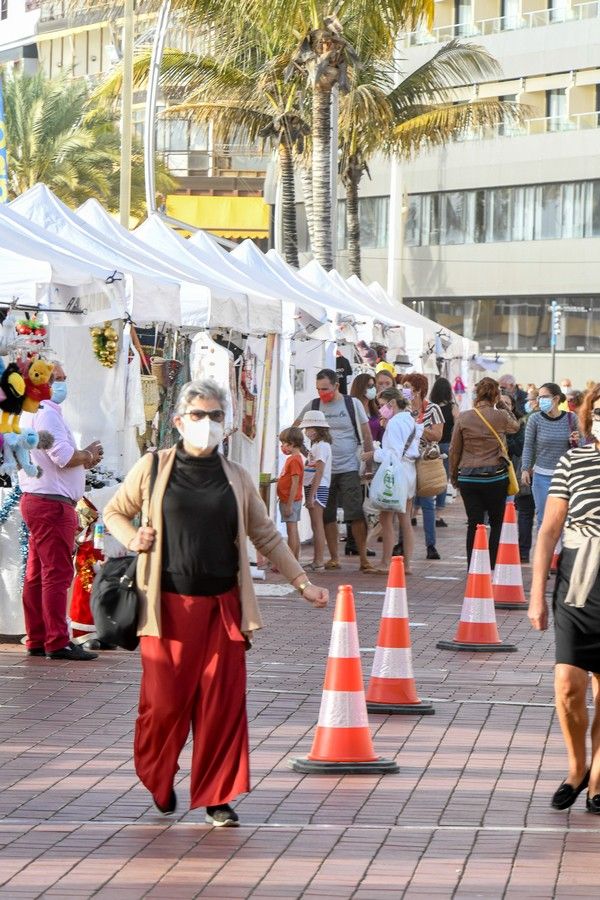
[311,398,320,412]
[343,395,362,445]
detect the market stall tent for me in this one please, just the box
[134,214,283,336]
[77,196,273,332]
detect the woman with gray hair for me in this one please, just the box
[104,379,328,827]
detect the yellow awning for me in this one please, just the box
[166,195,270,239]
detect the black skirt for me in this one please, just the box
[553,547,600,673]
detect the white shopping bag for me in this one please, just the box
[368,451,408,512]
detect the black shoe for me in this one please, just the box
[26,647,45,657]
[436,518,448,528]
[551,771,589,810]
[83,638,117,651]
[153,789,177,817]
[205,803,239,827]
[392,543,403,556]
[426,545,441,560]
[586,792,600,815]
[46,641,98,661]
[411,517,417,526]
[520,554,530,564]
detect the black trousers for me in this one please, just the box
[459,479,508,569]
[515,492,535,559]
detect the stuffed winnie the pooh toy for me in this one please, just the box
[21,358,54,414]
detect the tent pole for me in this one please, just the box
[144,0,172,216]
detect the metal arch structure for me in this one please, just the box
[142,0,235,247]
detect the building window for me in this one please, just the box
[501,0,520,29]
[546,88,567,132]
[407,297,600,352]
[1,0,7,20]
[406,179,600,247]
[454,0,472,34]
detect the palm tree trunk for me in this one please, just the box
[297,158,316,254]
[278,138,299,268]
[345,169,361,278]
[311,85,333,270]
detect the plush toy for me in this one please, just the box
[0,361,26,434]
[0,429,54,478]
[20,358,54,414]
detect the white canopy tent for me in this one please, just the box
[76,196,275,333]
[134,214,282,335]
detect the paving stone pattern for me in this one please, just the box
[0,504,598,898]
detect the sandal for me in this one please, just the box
[305,562,325,572]
[324,560,341,570]
[360,562,384,574]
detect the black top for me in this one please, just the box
[336,354,353,394]
[161,445,239,596]
[439,402,455,444]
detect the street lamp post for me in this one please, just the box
[550,300,562,382]
[119,0,135,228]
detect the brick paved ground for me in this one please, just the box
[1,500,599,899]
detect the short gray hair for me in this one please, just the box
[174,379,228,416]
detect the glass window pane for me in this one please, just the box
[536,184,562,238]
[511,187,524,241]
[405,196,421,246]
[442,192,465,244]
[474,190,486,242]
[491,187,511,241]
[591,181,600,237]
[337,199,347,249]
[429,195,441,245]
[358,197,388,248]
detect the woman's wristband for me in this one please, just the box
[84,450,94,465]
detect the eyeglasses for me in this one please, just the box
[592,408,600,419]
[183,409,225,423]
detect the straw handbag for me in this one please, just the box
[141,374,160,422]
[416,455,448,498]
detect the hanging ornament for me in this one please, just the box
[453,376,466,395]
[90,321,119,368]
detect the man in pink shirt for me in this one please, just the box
[19,362,104,661]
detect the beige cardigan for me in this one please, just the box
[103,447,305,637]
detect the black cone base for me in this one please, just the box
[366,700,435,716]
[494,601,528,610]
[289,757,399,775]
[436,639,517,653]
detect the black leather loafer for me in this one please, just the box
[551,770,590,810]
[586,793,600,815]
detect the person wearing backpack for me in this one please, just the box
[295,369,376,572]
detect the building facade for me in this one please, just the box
[0,0,271,241]
[300,2,600,384]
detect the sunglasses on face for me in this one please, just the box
[183,409,225,423]
[592,408,600,419]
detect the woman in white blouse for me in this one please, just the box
[362,388,422,573]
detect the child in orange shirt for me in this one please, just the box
[277,427,305,559]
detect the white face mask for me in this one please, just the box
[365,386,377,400]
[591,421,600,442]
[179,417,224,451]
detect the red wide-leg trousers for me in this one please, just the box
[135,588,250,811]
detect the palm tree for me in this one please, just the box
[98,43,309,266]
[339,41,523,277]
[3,71,175,216]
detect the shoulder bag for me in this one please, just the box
[90,452,159,651]
[473,408,519,496]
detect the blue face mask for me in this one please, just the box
[524,400,535,414]
[538,396,553,414]
[51,382,67,405]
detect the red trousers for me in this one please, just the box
[135,588,250,810]
[20,494,78,653]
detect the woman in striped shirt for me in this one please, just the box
[521,382,579,529]
[529,383,600,815]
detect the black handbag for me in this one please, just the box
[90,452,158,651]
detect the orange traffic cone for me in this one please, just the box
[290,584,398,775]
[366,557,434,715]
[493,500,527,609]
[437,525,517,653]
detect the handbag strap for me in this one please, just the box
[402,426,417,457]
[473,407,508,457]
[143,451,159,527]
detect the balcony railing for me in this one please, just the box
[401,0,600,45]
[158,149,268,178]
[457,110,600,141]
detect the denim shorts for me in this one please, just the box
[279,499,302,523]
